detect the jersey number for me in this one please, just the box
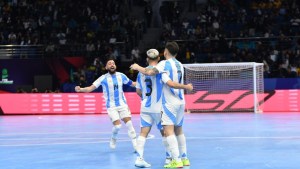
[144,78,152,96]
[175,62,182,83]
[177,70,182,83]
[113,84,118,91]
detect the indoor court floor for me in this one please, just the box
[0,113,299,169]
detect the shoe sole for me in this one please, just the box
[135,164,151,168]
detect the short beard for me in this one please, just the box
[108,69,116,74]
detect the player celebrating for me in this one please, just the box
[75,58,137,152]
[134,49,193,168]
[130,42,190,168]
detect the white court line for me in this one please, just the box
[186,136,300,139]
[0,135,155,141]
[0,141,111,147]
[2,135,292,139]
[0,138,107,140]
[0,132,129,136]
[0,136,298,147]
[1,136,293,140]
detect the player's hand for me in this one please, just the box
[130,63,140,70]
[75,86,81,92]
[186,83,193,92]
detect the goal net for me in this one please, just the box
[183,62,264,113]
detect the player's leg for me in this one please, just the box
[135,113,152,168]
[107,107,122,149]
[161,104,183,168]
[159,129,172,165]
[154,113,172,164]
[136,112,152,158]
[175,104,190,166]
[120,106,137,151]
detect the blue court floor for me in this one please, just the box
[0,113,300,169]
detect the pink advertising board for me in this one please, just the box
[0,90,299,114]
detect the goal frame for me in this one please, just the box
[183,62,264,113]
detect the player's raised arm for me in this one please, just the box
[130,48,162,76]
[75,85,97,93]
[130,63,159,76]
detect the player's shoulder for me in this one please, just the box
[115,72,126,77]
[170,57,181,63]
[158,60,167,64]
[101,73,110,78]
[116,71,125,75]
[137,72,146,79]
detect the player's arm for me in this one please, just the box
[136,88,142,97]
[166,81,193,92]
[130,63,159,76]
[75,75,103,92]
[135,73,142,97]
[121,73,136,87]
[75,85,97,93]
[162,73,193,92]
[131,81,137,87]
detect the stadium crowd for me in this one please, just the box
[160,0,300,78]
[1,0,300,93]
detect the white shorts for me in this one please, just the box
[140,112,163,130]
[107,105,131,122]
[161,103,185,126]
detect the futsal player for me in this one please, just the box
[134,49,193,168]
[130,42,190,168]
[75,58,137,152]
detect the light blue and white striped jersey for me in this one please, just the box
[156,57,185,105]
[93,72,133,108]
[136,66,164,113]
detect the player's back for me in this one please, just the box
[137,66,163,113]
[162,58,185,105]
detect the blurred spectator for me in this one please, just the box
[131,46,140,63]
[86,41,95,57]
[31,88,39,93]
[144,3,153,27]
[78,75,88,88]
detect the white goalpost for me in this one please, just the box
[183,62,264,113]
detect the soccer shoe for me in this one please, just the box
[181,158,190,166]
[165,157,172,165]
[135,157,151,168]
[109,138,116,149]
[163,159,183,168]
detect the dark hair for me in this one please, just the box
[106,57,115,64]
[165,41,179,56]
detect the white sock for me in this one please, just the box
[125,121,137,146]
[162,137,171,158]
[177,134,187,159]
[166,135,180,162]
[112,124,121,139]
[136,136,146,157]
